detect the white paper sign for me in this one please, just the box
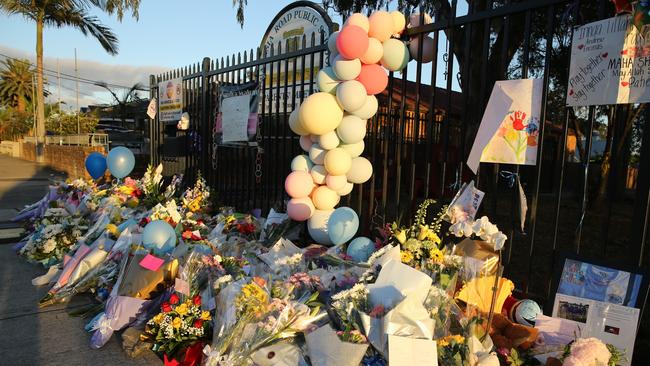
[158,78,182,122]
[467,79,542,173]
[147,98,157,119]
[221,94,250,143]
[567,15,650,106]
[388,335,438,366]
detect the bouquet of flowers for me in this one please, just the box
[182,171,211,214]
[19,207,87,267]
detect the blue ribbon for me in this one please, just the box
[500,170,519,188]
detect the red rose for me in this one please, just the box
[161,302,172,313]
[193,319,203,328]
[169,293,180,305]
[192,295,201,306]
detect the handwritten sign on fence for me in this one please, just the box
[567,15,650,106]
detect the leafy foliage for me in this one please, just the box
[0,58,38,112]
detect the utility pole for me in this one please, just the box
[75,48,80,134]
[31,74,37,139]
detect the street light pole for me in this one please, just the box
[75,48,80,134]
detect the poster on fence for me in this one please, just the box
[467,78,542,173]
[220,95,251,143]
[158,78,183,122]
[567,15,650,106]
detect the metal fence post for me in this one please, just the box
[631,106,650,267]
[201,57,211,176]
[149,74,156,165]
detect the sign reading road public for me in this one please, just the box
[567,15,650,106]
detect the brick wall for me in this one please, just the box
[20,143,107,179]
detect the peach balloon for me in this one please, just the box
[346,157,373,184]
[311,164,327,185]
[312,186,339,210]
[336,25,369,60]
[326,174,348,191]
[299,92,343,135]
[357,63,388,95]
[345,13,370,33]
[368,11,394,42]
[289,108,308,136]
[287,197,315,221]
[285,171,315,198]
[324,148,353,175]
[360,37,383,64]
[390,10,406,36]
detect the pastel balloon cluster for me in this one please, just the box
[407,13,435,63]
[285,11,408,245]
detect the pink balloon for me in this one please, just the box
[336,25,369,60]
[356,64,388,95]
[287,197,315,221]
[285,171,314,198]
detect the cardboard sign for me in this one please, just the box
[567,15,650,106]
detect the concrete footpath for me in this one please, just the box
[0,155,158,365]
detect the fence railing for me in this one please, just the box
[23,134,110,148]
[149,2,650,358]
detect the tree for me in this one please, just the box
[0,58,37,112]
[0,0,139,159]
[95,81,144,126]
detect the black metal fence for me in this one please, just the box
[150,0,650,356]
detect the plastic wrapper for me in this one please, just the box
[306,325,368,366]
[117,253,178,299]
[250,341,308,366]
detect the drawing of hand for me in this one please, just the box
[510,111,527,131]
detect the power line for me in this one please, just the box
[0,52,150,91]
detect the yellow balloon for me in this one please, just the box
[324,148,353,175]
[312,186,339,210]
[326,174,348,191]
[346,157,373,184]
[345,13,370,33]
[289,108,308,135]
[368,11,394,42]
[360,37,384,65]
[299,92,343,135]
[319,131,340,150]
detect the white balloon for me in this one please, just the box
[319,131,340,150]
[346,157,373,184]
[317,67,340,94]
[289,108,308,135]
[326,174,347,191]
[336,80,367,112]
[309,143,327,165]
[336,181,354,196]
[340,140,365,157]
[310,165,327,185]
[291,154,314,172]
[327,31,339,53]
[300,135,314,152]
[333,56,361,80]
[350,95,379,120]
[409,36,435,63]
[336,114,367,144]
[329,51,338,66]
[308,209,334,245]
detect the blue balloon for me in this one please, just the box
[346,237,376,262]
[107,146,135,179]
[85,152,107,180]
[327,206,359,245]
[142,220,177,256]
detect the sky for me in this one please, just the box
[0,1,464,110]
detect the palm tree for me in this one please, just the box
[95,81,144,126]
[0,58,36,112]
[0,0,139,158]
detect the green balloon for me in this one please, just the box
[381,39,410,72]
